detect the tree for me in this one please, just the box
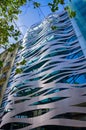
[0,0,76,74]
[0,0,27,47]
[0,0,75,48]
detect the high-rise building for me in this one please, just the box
[0,11,86,130]
[68,0,86,67]
[69,0,86,40]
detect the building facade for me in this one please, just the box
[69,0,86,40]
[0,11,86,130]
[0,46,18,124]
[0,46,18,106]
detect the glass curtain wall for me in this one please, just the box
[69,0,86,40]
[0,11,86,130]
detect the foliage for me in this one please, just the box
[51,26,58,30]
[15,68,23,74]
[33,1,41,8]
[0,0,27,46]
[48,0,64,12]
[8,44,18,52]
[0,61,3,67]
[0,0,76,75]
[0,0,75,48]
[16,59,26,74]
[65,6,76,18]
[20,59,26,65]
[17,59,26,66]
[19,45,24,50]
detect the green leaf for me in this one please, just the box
[8,47,14,52]
[8,44,17,52]
[0,61,3,67]
[59,0,64,4]
[19,45,24,50]
[48,3,53,6]
[65,6,76,18]
[51,26,58,30]
[48,0,59,12]
[15,68,23,74]
[70,11,76,18]
[20,59,26,65]
[0,0,75,47]
[16,59,26,66]
[33,2,40,8]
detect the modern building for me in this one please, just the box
[0,11,86,130]
[69,0,86,40]
[67,0,86,57]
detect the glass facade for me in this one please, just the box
[69,0,86,40]
[0,11,86,130]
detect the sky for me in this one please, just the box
[0,0,67,53]
[17,0,65,36]
[1,0,53,53]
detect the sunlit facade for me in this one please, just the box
[0,11,86,130]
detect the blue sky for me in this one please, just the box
[17,0,65,35]
[0,0,68,53]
